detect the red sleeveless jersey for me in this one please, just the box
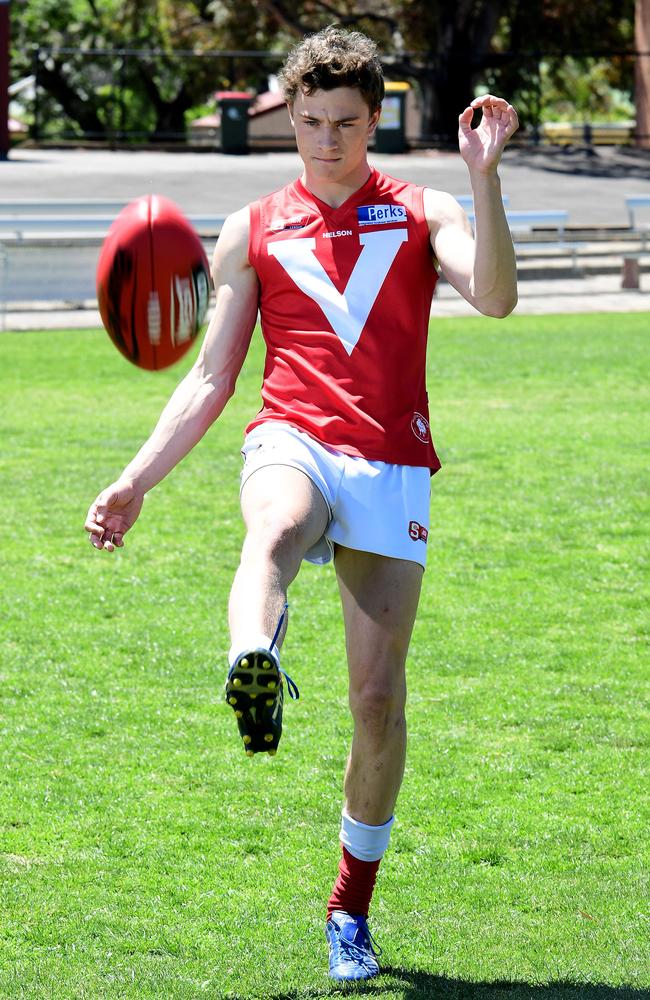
[246,167,440,471]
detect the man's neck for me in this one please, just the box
[300,163,373,209]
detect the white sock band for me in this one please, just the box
[339,809,395,862]
[228,634,279,669]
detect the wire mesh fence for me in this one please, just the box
[28,47,285,144]
[14,46,650,148]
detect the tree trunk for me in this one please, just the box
[152,98,191,140]
[0,0,9,158]
[36,58,106,137]
[417,0,504,143]
[137,66,192,140]
[635,0,650,148]
[420,52,477,143]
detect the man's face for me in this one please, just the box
[289,86,380,183]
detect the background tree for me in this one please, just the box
[258,0,635,139]
[257,0,505,141]
[10,0,282,139]
[484,0,634,134]
[10,0,638,142]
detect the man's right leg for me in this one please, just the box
[230,463,330,650]
[226,464,330,755]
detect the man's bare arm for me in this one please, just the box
[426,95,519,319]
[85,206,259,550]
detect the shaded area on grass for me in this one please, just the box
[262,970,650,1000]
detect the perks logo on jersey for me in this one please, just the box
[411,412,430,444]
[358,204,407,226]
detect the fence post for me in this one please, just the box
[0,242,6,331]
[31,44,40,141]
[117,49,126,141]
[531,50,542,145]
[0,0,9,161]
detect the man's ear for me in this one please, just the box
[368,108,381,137]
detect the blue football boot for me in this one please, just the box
[326,910,381,981]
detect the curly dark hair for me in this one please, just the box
[278,25,385,114]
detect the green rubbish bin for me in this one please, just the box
[217,91,253,154]
[375,82,410,154]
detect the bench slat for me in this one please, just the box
[467,210,569,235]
[0,214,226,237]
[0,200,130,214]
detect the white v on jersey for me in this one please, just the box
[268,227,408,357]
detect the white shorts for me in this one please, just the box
[240,422,431,568]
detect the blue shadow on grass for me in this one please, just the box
[261,971,649,1000]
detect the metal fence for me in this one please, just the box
[16,45,649,147]
[27,47,285,144]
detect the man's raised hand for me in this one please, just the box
[458,95,519,174]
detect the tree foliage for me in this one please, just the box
[482,0,634,130]
[11,0,283,139]
[256,0,504,138]
[10,0,636,142]
[256,0,635,137]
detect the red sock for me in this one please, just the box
[326,846,381,920]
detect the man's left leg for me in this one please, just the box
[326,547,423,981]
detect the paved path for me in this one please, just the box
[436,273,649,316]
[4,144,650,226]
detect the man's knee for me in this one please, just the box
[349,671,406,738]
[242,508,310,566]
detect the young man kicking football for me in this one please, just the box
[86,25,518,981]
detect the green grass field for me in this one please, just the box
[1,314,648,1000]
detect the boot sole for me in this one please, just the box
[225,649,283,756]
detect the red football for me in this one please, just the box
[96,194,211,370]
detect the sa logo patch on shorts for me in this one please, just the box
[408,521,428,543]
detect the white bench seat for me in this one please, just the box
[0,211,226,240]
[0,200,225,328]
[466,208,578,269]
